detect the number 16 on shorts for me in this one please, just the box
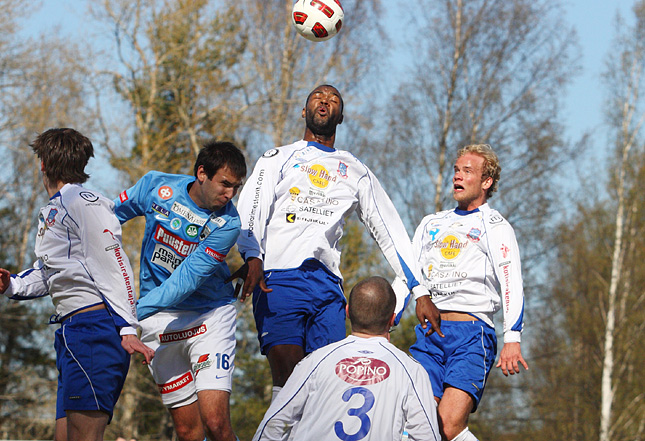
[194,352,231,376]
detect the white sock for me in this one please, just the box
[271,386,282,403]
[450,427,479,441]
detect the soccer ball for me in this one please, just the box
[291,0,344,42]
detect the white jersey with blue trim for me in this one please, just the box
[4,183,139,335]
[412,203,525,342]
[236,140,429,319]
[252,335,440,441]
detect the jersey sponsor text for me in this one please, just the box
[158,371,193,394]
[205,247,226,262]
[151,244,184,272]
[154,225,198,257]
[171,201,207,226]
[159,324,208,343]
[335,357,391,385]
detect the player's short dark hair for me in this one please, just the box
[30,128,94,185]
[194,140,246,180]
[348,276,396,335]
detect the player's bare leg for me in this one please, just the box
[169,401,206,441]
[65,410,109,441]
[54,417,66,441]
[197,390,236,441]
[437,387,477,441]
[267,344,305,387]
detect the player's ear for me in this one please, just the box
[41,161,45,172]
[389,313,396,328]
[481,176,493,191]
[196,165,207,183]
[338,113,343,125]
[302,107,306,119]
[345,304,349,319]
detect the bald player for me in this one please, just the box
[253,276,440,441]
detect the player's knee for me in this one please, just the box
[174,423,205,441]
[439,417,465,440]
[203,415,233,441]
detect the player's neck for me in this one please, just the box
[457,198,487,211]
[44,179,66,198]
[303,130,336,149]
[352,331,389,341]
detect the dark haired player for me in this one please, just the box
[234,85,442,401]
[0,128,153,441]
[114,140,246,441]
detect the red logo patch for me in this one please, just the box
[119,190,128,203]
[158,371,193,394]
[205,247,226,262]
[158,186,173,200]
[335,357,390,385]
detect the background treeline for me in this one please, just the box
[0,1,642,440]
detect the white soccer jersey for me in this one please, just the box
[253,335,440,441]
[412,203,525,342]
[4,184,139,334]
[237,140,429,313]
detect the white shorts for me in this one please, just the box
[140,304,236,408]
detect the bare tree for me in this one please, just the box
[525,5,645,439]
[89,0,247,183]
[369,0,579,232]
[366,0,580,437]
[229,0,386,152]
[598,3,645,440]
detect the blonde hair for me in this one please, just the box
[457,144,501,198]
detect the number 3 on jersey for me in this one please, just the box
[334,387,375,441]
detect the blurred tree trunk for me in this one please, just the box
[367,0,580,437]
[599,3,645,440]
[527,4,645,440]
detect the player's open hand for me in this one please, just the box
[0,268,10,294]
[415,295,444,338]
[227,257,272,303]
[121,334,155,365]
[496,342,529,376]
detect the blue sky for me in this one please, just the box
[563,0,634,157]
[25,0,636,163]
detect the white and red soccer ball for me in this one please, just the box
[291,0,344,42]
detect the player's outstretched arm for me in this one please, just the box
[228,257,272,303]
[121,334,155,365]
[0,268,10,294]
[415,295,444,337]
[496,342,529,376]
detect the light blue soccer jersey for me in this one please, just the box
[114,171,240,320]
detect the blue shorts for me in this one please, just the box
[54,308,130,421]
[253,259,346,355]
[409,319,497,411]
